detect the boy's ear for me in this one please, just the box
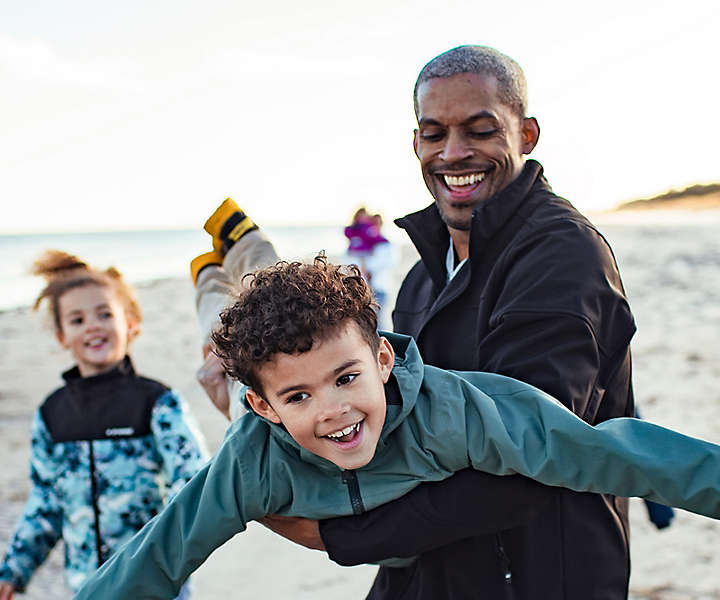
[377,337,395,383]
[246,388,282,424]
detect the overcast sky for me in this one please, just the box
[1,0,718,232]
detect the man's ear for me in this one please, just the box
[377,337,395,383]
[246,388,282,424]
[520,117,540,155]
[413,129,420,159]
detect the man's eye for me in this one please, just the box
[469,129,495,138]
[337,373,358,387]
[420,131,443,142]
[287,392,309,404]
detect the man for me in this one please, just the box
[198,45,636,599]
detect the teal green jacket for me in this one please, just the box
[75,333,720,599]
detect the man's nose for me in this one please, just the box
[439,129,473,163]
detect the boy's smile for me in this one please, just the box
[246,322,394,470]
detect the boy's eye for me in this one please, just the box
[99,310,113,319]
[287,392,309,404]
[337,373,358,387]
[69,317,83,325]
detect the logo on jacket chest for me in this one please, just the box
[104,426,135,437]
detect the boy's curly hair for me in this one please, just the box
[211,255,379,394]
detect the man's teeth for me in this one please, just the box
[326,423,360,439]
[443,173,484,186]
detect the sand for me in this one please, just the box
[1,233,719,599]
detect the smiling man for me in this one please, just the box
[311,45,637,599]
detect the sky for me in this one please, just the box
[1,0,718,233]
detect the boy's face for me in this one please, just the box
[56,284,135,377]
[246,322,394,470]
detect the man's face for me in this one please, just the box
[413,73,539,231]
[246,323,394,470]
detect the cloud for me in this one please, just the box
[0,33,144,90]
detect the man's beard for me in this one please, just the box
[436,203,472,231]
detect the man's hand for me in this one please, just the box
[0,581,16,600]
[258,515,325,551]
[197,345,231,421]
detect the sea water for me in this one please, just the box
[0,226,350,311]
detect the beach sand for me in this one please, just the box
[1,235,719,599]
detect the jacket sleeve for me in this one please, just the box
[74,423,269,600]
[459,373,720,519]
[151,390,209,501]
[0,411,63,592]
[321,469,552,565]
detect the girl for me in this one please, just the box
[0,251,207,599]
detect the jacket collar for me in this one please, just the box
[62,355,135,397]
[395,159,547,288]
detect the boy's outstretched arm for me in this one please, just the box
[74,423,267,600]
[457,371,720,518]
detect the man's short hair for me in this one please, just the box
[212,255,380,395]
[413,45,528,118]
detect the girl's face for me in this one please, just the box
[56,284,135,377]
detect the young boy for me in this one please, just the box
[75,257,720,600]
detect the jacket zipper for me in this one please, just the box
[88,441,105,566]
[341,470,366,515]
[495,533,514,596]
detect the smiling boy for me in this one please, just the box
[75,256,720,600]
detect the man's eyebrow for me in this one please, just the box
[275,359,362,396]
[418,110,498,127]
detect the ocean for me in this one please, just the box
[2,216,719,324]
[0,226,352,311]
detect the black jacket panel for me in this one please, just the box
[321,161,635,599]
[41,356,169,442]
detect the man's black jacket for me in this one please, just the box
[319,160,636,599]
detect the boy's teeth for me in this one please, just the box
[326,423,359,439]
[443,173,484,186]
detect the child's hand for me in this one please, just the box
[197,347,231,421]
[258,515,325,551]
[0,581,16,600]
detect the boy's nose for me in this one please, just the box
[318,396,350,421]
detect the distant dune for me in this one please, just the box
[615,183,720,211]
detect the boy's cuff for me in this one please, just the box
[204,198,258,255]
[190,251,223,287]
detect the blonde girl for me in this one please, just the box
[0,251,206,599]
